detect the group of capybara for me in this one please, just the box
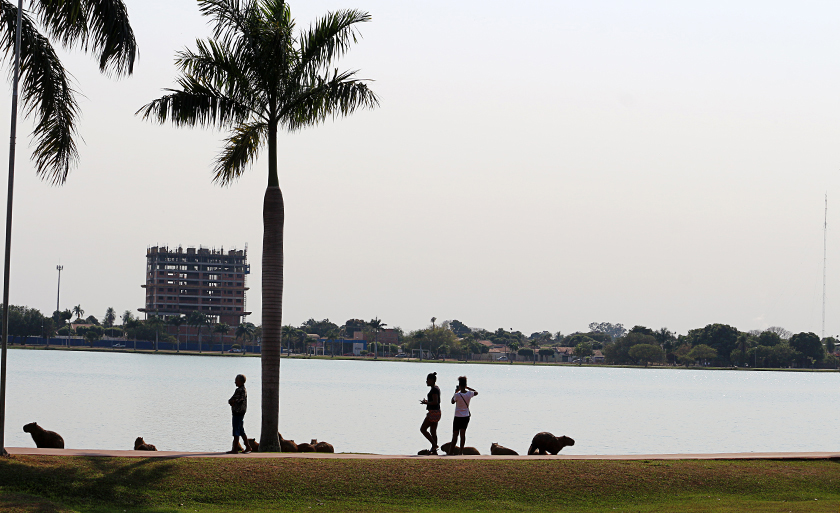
[23,422,570,456]
[418,432,575,456]
[22,423,338,454]
[232,434,335,453]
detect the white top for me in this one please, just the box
[452,390,476,417]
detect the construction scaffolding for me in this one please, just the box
[140,245,251,325]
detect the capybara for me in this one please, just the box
[527,432,575,455]
[278,433,297,452]
[296,442,315,452]
[133,437,157,451]
[313,441,334,453]
[247,438,259,452]
[22,422,64,449]
[440,442,480,455]
[490,443,519,455]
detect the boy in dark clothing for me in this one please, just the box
[227,374,250,454]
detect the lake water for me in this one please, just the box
[5,349,840,455]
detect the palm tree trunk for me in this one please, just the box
[259,184,284,452]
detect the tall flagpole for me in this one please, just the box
[823,193,828,340]
[0,0,24,457]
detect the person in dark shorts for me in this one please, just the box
[447,375,477,455]
[419,372,441,454]
[227,374,250,454]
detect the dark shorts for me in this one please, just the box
[453,415,470,431]
[232,414,245,437]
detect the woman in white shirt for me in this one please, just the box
[447,375,477,455]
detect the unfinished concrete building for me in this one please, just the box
[141,245,251,325]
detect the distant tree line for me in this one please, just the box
[2,305,835,368]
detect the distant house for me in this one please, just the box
[554,347,575,362]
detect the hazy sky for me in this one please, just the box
[0,0,839,337]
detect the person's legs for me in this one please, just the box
[420,417,438,452]
[227,436,240,454]
[448,428,459,455]
[458,428,467,452]
[240,431,250,453]
[420,418,434,447]
[228,415,245,453]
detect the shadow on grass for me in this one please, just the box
[0,455,176,510]
[0,492,74,513]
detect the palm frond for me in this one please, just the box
[0,0,79,184]
[213,121,265,185]
[297,9,370,77]
[176,40,261,110]
[198,0,252,45]
[136,78,251,129]
[32,0,137,76]
[280,69,378,132]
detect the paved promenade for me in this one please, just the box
[8,447,840,460]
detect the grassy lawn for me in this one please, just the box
[1,456,840,512]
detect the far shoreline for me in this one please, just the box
[8,344,839,373]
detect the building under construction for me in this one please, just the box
[140,245,250,326]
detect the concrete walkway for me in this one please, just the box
[8,447,840,460]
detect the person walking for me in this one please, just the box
[420,372,441,454]
[448,375,477,455]
[226,374,251,454]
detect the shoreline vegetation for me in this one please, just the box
[2,455,840,512]
[7,305,839,371]
[9,344,840,373]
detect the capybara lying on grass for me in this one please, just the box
[279,433,298,452]
[441,442,480,455]
[313,441,334,453]
[247,438,259,452]
[133,437,157,451]
[23,422,64,449]
[296,442,315,452]
[490,443,519,455]
[527,432,575,455]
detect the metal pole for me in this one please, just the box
[0,0,24,457]
[56,265,63,313]
[822,193,828,340]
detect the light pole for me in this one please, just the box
[56,265,63,313]
[0,0,24,457]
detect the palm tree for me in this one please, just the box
[103,307,116,328]
[168,314,184,352]
[72,304,83,321]
[236,322,255,351]
[138,0,377,452]
[187,311,207,353]
[368,317,386,359]
[529,339,539,365]
[214,322,230,353]
[147,315,165,351]
[325,328,338,357]
[235,322,255,341]
[0,0,136,182]
[253,325,262,352]
[125,317,141,351]
[120,310,132,339]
